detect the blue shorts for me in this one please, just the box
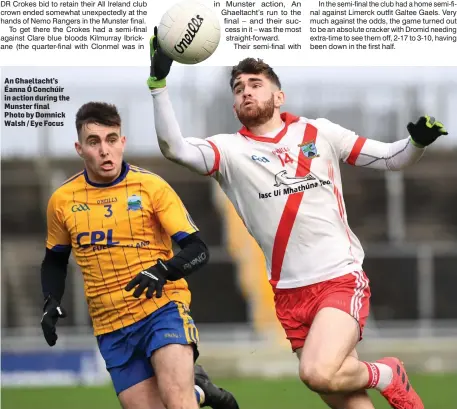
[97,301,199,395]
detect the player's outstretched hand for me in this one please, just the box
[41,296,67,347]
[407,115,448,147]
[147,26,173,89]
[125,259,169,299]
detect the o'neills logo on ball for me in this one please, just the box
[174,15,204,54]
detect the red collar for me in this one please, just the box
[238,112,300,143]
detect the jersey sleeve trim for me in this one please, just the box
[49,244,72,252]
[346,136,367,165]
[204,140,220,176]
[172,231,191,243]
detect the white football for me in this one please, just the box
[157,0,221,65]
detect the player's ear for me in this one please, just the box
[120,135,126,150]
[274,90,285,108]
[74,141,83,158]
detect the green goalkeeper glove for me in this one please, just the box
[407,115,448,148]
[147,26,173,89]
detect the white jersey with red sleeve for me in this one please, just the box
[206,113,367,289]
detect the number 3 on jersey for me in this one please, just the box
[104,204,113,218]
[278,153,294,167]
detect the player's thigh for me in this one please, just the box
[151,343,198,408]
[144,302,199,408]
[299,271,370,374]
[299,307,359,378]
[118,376,165,409]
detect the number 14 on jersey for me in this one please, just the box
[278,152,294,167]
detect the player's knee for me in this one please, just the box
[299,364,334,393]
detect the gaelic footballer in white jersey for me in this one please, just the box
[149,56,446,409]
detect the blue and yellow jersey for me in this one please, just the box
[46,162,198,336]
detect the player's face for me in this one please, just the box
[232,73,284,128]
[75,123,126,183]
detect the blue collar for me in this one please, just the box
[84,161,130,188]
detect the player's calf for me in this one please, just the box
[316,350,376,409]
[299,354,370,393]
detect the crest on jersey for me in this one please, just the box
[127,194,142,211]
[299,142,319,159]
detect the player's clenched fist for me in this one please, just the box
[125,259,169,299]
[407,115,448,147]
[41,296,67,347]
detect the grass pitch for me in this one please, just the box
[2,373,456,409]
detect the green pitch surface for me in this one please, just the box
[2,374,456,409]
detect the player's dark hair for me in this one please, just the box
[230,58,281,90]
[75,102,121,140]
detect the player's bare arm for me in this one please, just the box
[148,28,216,176]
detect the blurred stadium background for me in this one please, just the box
[1,66,457,408]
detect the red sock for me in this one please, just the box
[362,361,380,389]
